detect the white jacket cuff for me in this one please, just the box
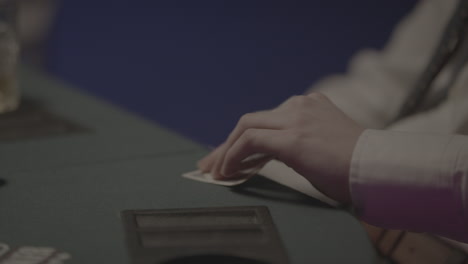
[350,129,468,242]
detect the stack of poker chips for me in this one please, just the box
[0,243,70,264]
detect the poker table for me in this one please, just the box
[0,67,376,263]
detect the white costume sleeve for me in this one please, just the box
[307,0,458,128]
[305,0,468,244]
[351,129,468,243]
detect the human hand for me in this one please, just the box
[197,93,364,203]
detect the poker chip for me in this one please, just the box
[0,244,71,264]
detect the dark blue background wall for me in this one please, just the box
[46,1,417,146]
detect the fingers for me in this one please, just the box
[197,143,225,172]
[306,91,329,101]
[224,110,286,147]
[222,153,274,177]
[220,160,270,181]
[207,93,330,179]
[219,129,287,179]
[211,111,287,178]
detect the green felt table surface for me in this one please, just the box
[0,67,376,263]
[0,67,203,175]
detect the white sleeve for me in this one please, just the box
[307,0,457,128]
[350,129,468,243]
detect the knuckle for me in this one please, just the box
[308,92,328,101]
[290,95,315,109]
[286,95,305,105]
[293,95,308,104]
[236,113,254,131]
[293,111,309,126]
[292,109,316,127]
[238,113,252,125]
[243,128,257,142]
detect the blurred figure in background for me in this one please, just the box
[0,0,57,113]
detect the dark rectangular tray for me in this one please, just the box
[121,206,289,264]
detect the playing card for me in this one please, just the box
[182,170,248,186]
[182,159,339,207]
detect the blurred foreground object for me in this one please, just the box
[0,0,18,114]
[17,0,57,67]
